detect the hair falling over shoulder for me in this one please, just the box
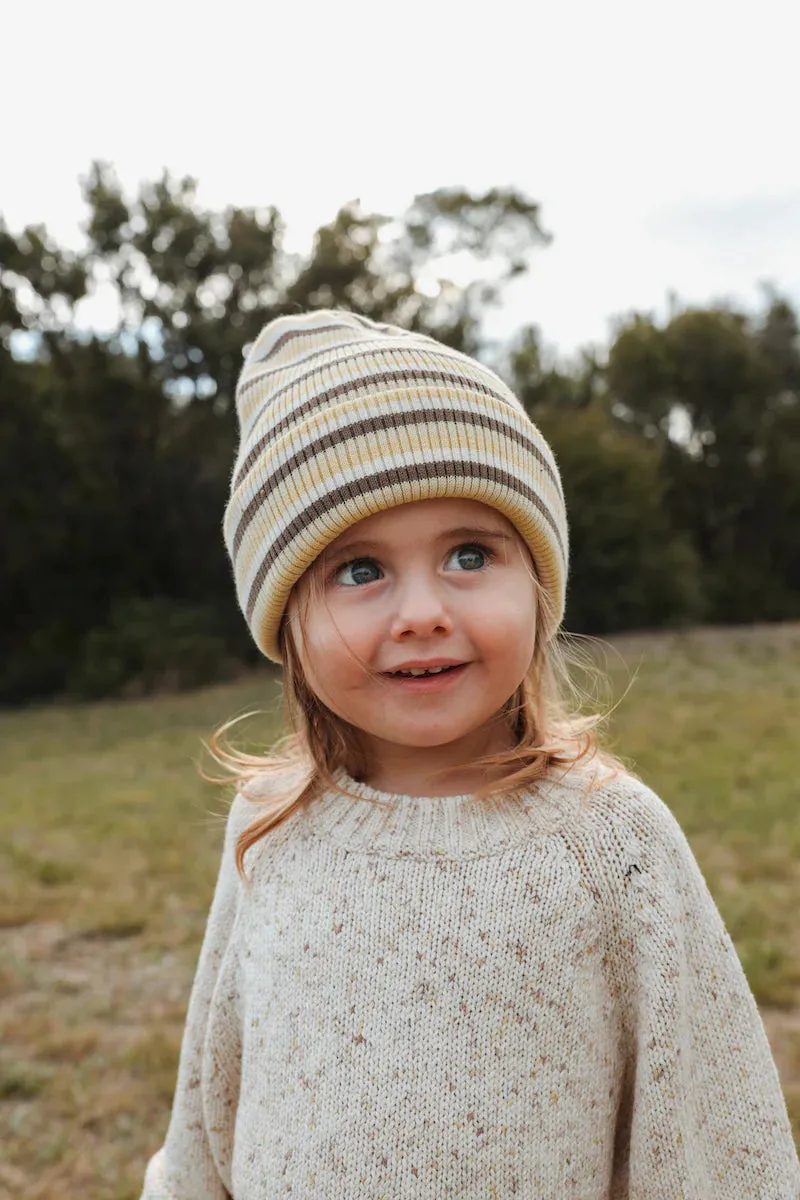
[205,567,637,885]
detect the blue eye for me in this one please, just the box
[335,559,382,587]
[328,544,491,585]
[447,544,492,571]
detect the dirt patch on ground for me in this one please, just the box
[0,920,190,1199]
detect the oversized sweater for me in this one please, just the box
[140,762,800,1199]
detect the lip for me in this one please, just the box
[382,663,470,692]
[382,658,466,673]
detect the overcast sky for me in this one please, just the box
[3,0,798,367]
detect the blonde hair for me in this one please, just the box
[208,536,636,884]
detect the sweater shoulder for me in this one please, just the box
[552,764,698,895]
[222,761,310,861]
[586,767,686,840]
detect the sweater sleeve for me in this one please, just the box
[606,778,800,1198]
[139,793,254,1200]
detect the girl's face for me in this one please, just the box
[287,497,538,794]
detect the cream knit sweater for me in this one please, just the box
[140,763,800,1198]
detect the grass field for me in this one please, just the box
[1,622,799,1198]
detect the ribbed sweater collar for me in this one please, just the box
[298,765,595,860]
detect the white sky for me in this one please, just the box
[3,0,799,368]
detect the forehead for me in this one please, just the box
[324,497,517,553]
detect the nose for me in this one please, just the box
[389,570,454,639]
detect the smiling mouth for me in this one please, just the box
[382,663,470,687]
[386,664,464,678]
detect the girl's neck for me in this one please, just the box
[356,733,520,799]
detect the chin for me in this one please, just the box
[370,725,474,748]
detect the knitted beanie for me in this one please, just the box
[223,309,568,664]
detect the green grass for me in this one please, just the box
[0,625,799,1197]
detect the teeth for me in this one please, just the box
[393,666,451,677]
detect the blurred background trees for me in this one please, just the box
[2,163,798,703]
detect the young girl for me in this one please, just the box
[140,310,799,1198]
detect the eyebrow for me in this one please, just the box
[326,525,514,558]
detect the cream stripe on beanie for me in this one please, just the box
[223,309,569,663]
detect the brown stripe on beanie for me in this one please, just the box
[243,458,567,624]
[246,315,443,374]
[238,339,376,407]
[236,340,501,437]
[231,404,564,557]
[249,319,362,365]
[232,366,545,492]
[236,345,506,448]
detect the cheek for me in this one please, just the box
[306,605,357,656]
[480,580,536,655]
[294,631,352,714]
[315,597,381,650]
[300,608,375,694]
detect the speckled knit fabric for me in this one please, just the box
[140,766,800,1199]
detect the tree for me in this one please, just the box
[604,295,800,622]
[0,166,553,701]
[509,336,705,634]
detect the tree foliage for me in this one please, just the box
[0,167,554,701]
[604,293,800,621]
[2,166,799,703]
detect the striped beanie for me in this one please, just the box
[223,309,568,664]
